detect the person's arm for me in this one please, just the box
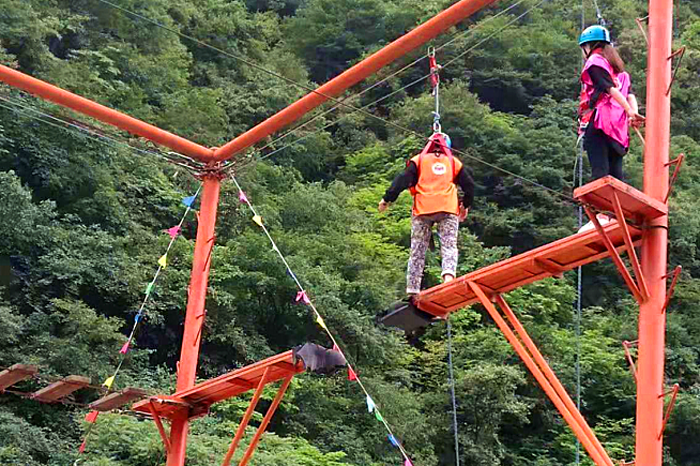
[455,166,474,209]
[589,66,645,124]
[378,162,418,211]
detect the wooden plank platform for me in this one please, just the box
[132,351,304,419]
[574,176,667,223]
[90,387,148,411]
[412,219,642,318]
[0,364,38,391]
[32,375,90,402]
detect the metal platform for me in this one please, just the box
[574,175,667,223]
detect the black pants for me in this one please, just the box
[584,127,625,181]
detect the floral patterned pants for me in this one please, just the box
[406,213,459,294]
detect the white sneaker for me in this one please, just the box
[578,214,611,233]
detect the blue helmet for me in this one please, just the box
[579,25,611,46]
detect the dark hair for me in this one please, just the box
[590,42,625,73]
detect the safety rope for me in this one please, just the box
[446,317,460,466]
[0,94,202,172]
[429,47,442,134]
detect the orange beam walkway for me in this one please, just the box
[413,219,642,317]
[132,350,304,420]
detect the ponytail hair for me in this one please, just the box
[591,42,625,73]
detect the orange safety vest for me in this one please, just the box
[409,151,462,217]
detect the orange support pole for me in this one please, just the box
[468,282,610,466]
[494,295,614,466]
[237,375,294,466]
[221,368,271,466]
[636,0,672,464]
[0,65,214,162]
[211,0,500,162]
[167,174,222,466]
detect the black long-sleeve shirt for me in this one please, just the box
[383,160,474,209]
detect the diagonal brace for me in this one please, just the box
[468,282,614,466]
[583,206,647,303]
[622,340,638,383]
[221,367,271,466]
[659,384,680,439]
[148,400,172,454]
[662,266,682,314]
[238,375,294,466]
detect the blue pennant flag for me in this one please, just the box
[388,434,399,448]
[134,313,143,324]
[182,195,196,208]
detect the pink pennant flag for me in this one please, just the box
[404,459,413,466]
[295,290,311,305]
[78,439,87,454]
[348,366,358,381]
[85,411,99,423]
[238,190,248,203]
[165,225,181,239]
[119,341,130,354]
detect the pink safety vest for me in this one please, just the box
[579,52,631,149]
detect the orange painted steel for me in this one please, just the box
[468,282,610,466]
[583,206,645,303]
[211,0,500,162]
[0,65,214,162]
[166,175,222,466]
[237,375,294,466]
[574,175,667,223]
[148,401,172,454]
[636,0,673,464]
[413,220,643,318]
[221,368,271,466]
[0,364,38,391]
[495,295,614,466]
[132,351,303,420]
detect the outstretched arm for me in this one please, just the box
[378,162,418,211]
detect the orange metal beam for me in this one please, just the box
[211,0,500,162]
[636,0,673,462]
[495,295,614,466]
[221,368,271,466]
[468,282,611,466]
[148,400,172,455]
[167,174,222,466]
[237,375,294,466]
[0,65,214,162]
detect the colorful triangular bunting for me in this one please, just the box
[238,191,248,203]
[388,434,399,447]
[85,410,99,423]
[252,215,263,227]
[102,376,115,390]
[182,195,196,208]
[348,366,358,381]
[119,341,130,355]
[158,254,167,269]
[366,395,376,413]
[165,225,181,239]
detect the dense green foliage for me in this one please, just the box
[1,0,699,465]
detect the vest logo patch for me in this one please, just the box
[432,162,447,175]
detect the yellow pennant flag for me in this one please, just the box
[316,315,328,331]
[158,254,167,269]
[252,215,263,227]
[102,376,115,389]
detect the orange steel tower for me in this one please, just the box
[636,0,673,465]
[0,0,678,464]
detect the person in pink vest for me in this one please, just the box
[578,25,644,181]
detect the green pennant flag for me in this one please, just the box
[375,411,384,422]
[146,283,153,295]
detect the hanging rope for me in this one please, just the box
[429,47,442,134]
[446,317,460,466]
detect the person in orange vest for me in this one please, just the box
[378,135,474,295]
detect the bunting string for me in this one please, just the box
[75,184,202,460]
[230,175,414,465]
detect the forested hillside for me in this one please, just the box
[1,0,700,465]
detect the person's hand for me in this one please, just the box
[627,110,645,128]
[458,206,469,222]
[378,199,390,212]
